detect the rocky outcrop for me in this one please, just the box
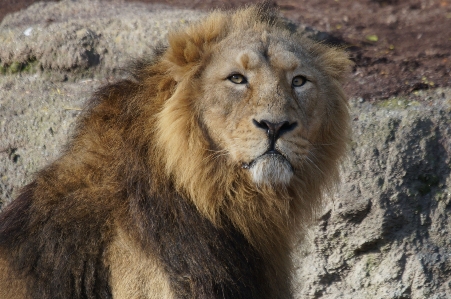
[0,0,204,80]
[1,1,450,298]
[293,94,451,299]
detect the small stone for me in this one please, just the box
[23,27,33,36]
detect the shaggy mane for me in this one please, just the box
[150,4,350,250]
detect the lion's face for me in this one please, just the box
[156,7,350,223]
[197,31,340,186]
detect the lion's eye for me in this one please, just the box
[227,74,247,84]
[292,75,307,87]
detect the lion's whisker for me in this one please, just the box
[304,155,325,177]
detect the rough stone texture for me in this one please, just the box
[1,1,451,298]
[293,91,451,299]
[0,0,205,80]
[0,75,98,200]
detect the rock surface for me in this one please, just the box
[293,93,451,299]
[1,1,451,298]
[0,0,205,80]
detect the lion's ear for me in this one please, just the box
[318,46,354,83]
[165,13,227,71]
[166,32,201,67]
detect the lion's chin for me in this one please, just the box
[245,154,293,186]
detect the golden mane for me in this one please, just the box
[151,5,351,250]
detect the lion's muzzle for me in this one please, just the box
[241,119,297,185]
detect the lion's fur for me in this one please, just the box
[0,3,351,299]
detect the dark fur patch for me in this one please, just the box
[0,183,113,299]
[127,181,269,298]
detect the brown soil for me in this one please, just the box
[1,0,450,101]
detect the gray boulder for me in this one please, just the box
[294,93,451,299]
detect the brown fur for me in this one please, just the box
[0,3,351,299]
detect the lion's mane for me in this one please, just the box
[0,3,351,299]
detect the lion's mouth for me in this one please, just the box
[241,150,294,185]
[241,149,292,170]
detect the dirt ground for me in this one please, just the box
[1,0,450,101]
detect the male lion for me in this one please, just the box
[0,4,351,299]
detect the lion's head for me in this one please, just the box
[198,29,349,186]
[145,5,351,243]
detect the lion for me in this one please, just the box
[0,3,351,299]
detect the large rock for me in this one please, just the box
[0,0,205,80]
[1,1,451,298]
[293,93,451,299]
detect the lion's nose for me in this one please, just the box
[252,119,297,150]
